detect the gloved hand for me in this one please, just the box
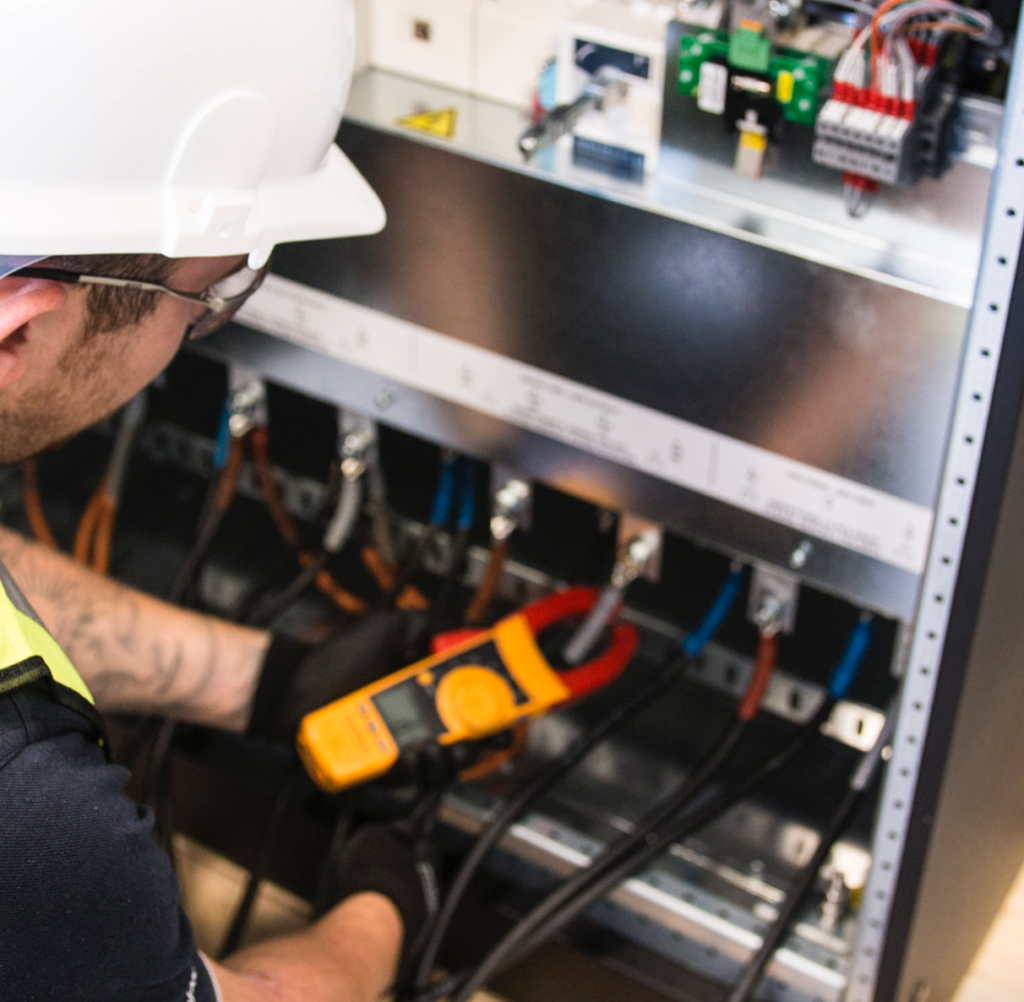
[322,823,440,993]
[247,609,439,742]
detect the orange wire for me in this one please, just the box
[362,545,398,592]
[458,721,530,783]
[20,459,58,550]
[249,426,301,548]
[294,551,370,616]
[395,584,432,611]
[214,436,247,513]
[464,538,509,626]
[73,476,107,566]
[91,497,116,576]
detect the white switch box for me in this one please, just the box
[555,1,672,175]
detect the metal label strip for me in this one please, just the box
[846,21,1024,1002]
[237,277,933,574]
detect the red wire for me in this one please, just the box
[738,632,779,722]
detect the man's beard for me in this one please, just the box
[0,324,138,465]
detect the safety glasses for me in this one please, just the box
[7,259,271,340]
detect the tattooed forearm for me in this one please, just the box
[0,525,270,730]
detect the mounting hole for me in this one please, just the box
[928,631,936,639]
[934,594,944,603]
[957,477,966,486]
[990,303,1000,312]
[999,256,1009,265]
[982,348,992,357]
[973,393,983,402]
[949,517,958,526]
[1008,208,1017,217]
[920,666,931,675]
[942,556,951,565]
[965,436,976,444]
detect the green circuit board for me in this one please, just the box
[679,27,834,127]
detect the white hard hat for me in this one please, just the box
[0,0,384,278]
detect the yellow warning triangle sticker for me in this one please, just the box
[395,107,458,140]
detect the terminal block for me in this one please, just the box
[812,80,958,186]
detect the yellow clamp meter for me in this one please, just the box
[297,613,572,793]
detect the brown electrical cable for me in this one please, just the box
[361,544,397,592]
[249,426,301,549]
[20,459,58,550]
[458,720,529,784]
[214,435,247,513]
[73,475,114,571]
[464,538,510,625]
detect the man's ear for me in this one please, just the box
[0,278,69,390]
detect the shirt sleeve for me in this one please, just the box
[0,689,218,1002]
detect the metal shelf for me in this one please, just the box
[346,64,997,308]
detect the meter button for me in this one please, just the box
[436,666,518,738]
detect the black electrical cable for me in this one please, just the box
[314,797,358,917]
[446,696,841,1002]
[411,651,696,992]
[246,549,329,627]
[434,528,470,615]
[726,709,896,1002]
[220,765,305,958]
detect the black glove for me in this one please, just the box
[248,610,439,742]
[324,823,440,992]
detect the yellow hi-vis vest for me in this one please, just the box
[0,558,103,738]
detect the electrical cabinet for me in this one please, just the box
[196,38,1024,1002]
[11,7,1024,1002]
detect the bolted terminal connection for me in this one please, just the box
[227,378,267,439]
[339,428,374,482]
[490,480,531,541]
[611,533,658,589]
[747,564,800,637]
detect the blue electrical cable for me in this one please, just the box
[828,615,874,699]
[429,455,458,527]
[212,402,232,470]
[682,567,746,658]
[455,459,477,533]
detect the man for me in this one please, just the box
[0,1,425,999]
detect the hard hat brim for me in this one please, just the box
[0,146,385,263]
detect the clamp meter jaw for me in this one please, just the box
[297,613,573,794]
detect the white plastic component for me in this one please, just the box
[369,0,479,92]
[555,1,672,175]
[476,0,586,108]
[697,61,728,114]
[0,0,385,262]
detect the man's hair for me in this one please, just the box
[45,254,179,337]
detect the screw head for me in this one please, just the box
[375,390,396,410]
[789,540,813,570]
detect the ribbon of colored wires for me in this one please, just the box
[412,567,745,993]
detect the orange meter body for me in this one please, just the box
[297,612,572,794]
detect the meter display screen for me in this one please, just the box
[373,684,432,748]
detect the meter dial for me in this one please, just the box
[435,666,519,739]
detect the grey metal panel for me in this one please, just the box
[214,116,972,618]
[345,67,992,307]
[203,324,921,618]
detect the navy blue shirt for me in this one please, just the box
[0,683,218,1001]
